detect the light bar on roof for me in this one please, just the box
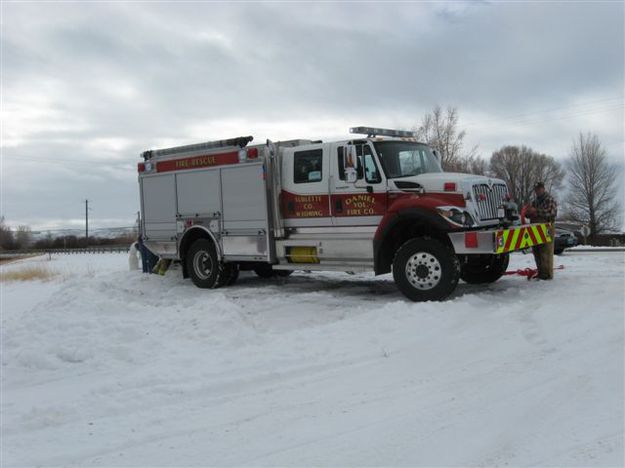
[349,126,416,138]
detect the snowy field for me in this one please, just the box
[1,251,624,467]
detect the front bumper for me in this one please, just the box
[448,223,552,254]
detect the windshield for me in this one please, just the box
[373,141,442,178]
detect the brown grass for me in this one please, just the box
[0,265,57,282]
[0,256,30,265]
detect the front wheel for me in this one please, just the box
[460,254,510,284]
[392,238,460,302]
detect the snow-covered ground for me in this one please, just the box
[2,251,623,467]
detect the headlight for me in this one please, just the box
[437,207,473,226]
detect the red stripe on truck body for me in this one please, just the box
[155,151,239,173]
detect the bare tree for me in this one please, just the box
[15,225,33,250]
[0,217,16,251]
[456,154,488,176]
[414,106,481,173]
[490,145,565,207]
[564,132,621,241]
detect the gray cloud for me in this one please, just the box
[2,1,623,230]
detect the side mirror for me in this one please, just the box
[344,145,358,183]
[432,149,440,160]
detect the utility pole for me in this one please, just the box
[85,199,89,245]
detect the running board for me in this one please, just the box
[272,263,373,273]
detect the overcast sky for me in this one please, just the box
[2,1,624,231]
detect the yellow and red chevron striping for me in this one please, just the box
[496,224,552,254]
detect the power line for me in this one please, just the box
[463,96,624,126]
[464,101,624,128]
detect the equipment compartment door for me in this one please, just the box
[141,174,177,241]
[176,170,221,217]
[220,162,271,259]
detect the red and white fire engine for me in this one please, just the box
[138,127,551,301]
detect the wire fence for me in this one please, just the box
[0,246,130,257]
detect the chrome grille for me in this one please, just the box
[472,183,508,221]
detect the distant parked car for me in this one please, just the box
[554,228,578,255]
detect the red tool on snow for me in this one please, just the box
[504,265,565,280]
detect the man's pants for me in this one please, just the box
[532,223,555,279]
[138,243,158,274]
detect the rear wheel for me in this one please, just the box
[253,264,293,278]
[253,264,275,278]
[392,238,460,302]
[216,263,239,287]
[227,264,240,285]
[186,239,223,288]
[460,254,510,284]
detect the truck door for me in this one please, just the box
[331,142,387,226]
[280,144,332,227]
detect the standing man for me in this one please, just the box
[525,182,558,280]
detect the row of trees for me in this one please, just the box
[0,218,33,251]
[0,217,136,251]
[31,234,136,250]
[414,106,622,239]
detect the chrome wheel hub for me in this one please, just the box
[193,250,213,280]
[405,252,442,290]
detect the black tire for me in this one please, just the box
[252,264,294,278]
[253,264,275,278]
[460,254,510,284]
[186,239,223,289]
[216,263,239,287]
[227,264,240,285]
[555,249,564,255]
[392,238,460,302]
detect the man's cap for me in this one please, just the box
[534,181,545,189]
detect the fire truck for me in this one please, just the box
[138,127,551,301]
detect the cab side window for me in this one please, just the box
[294,149,323,184]
[363,152,381,184]
[337,146,363,180]
[338,145,381,183]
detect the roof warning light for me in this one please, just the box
[349,126,417,138]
